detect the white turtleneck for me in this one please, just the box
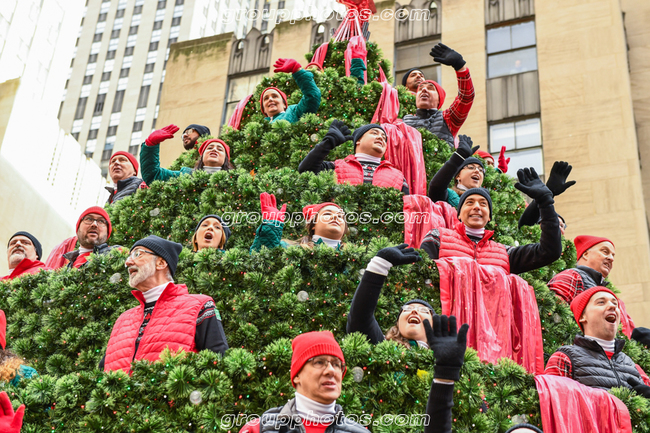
[79,247,93,254]
[142,281,173,303]
[464,226,485,238]
[312,235,341,248]
[586,335,616,353]
[354,153,382,164]
[295,392,336,424]
[203,166,222,174]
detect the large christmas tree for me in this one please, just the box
[1,32,650,433]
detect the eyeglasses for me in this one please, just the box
[129,249,157,260]
[462,164,485,173]
[81,216,108,227]
[307,357,345,372]
[182,129,196,137]
[402,305,432,314]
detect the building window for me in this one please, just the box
[93,33,103,42]
[261,20,268,31]
[106,50,116,60]
[94,94,106,114]
[168,38,177,45]
[125,46,134,56]
[144,63,155,73]
[98,13,107,22]
[120,68,130,77]
[175,0,184,4]
[74,97,88,119]
[153,20,163,30]
[72,132,80,140]
[88,53,98,63]
[394,38,442,86]
[158,1,167,9]
[137,85,151,108]
[83,75,93,85]
[107,126,118,136]
[129,25,138,35]
[111,29,120,38]
[116,9,125,18]
[172,17,181,26]
[149,41,159,51]
[102,142,115,161]
[489,117,543,174]
[112,90,125,112]
[101,72,111,81]
[134,5,143,14]
[487,21,537,79]
[133,121,143,132]
[224,72,267,123]
[88,129,98,140]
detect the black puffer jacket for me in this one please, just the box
[106,176,146,204]
[403,109,454,147]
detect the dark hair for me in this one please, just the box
[194,153,235,171]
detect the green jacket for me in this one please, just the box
[266,69,321,123]
[140,142,193,185]
[447,188,460,208]
[350,58,366,85]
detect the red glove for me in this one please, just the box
[260,192,287,223]
[498,146,510,173]
[273,58,301,74]
[0,392,24,433]
[145,124,179,146]
[349,37,367,60]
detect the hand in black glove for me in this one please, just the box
[515,167,554,207]
[376,243,422,266]
[455,135,479,159]
[423,315,469,382]
[545,161,576,196]
[324,120,353,148]
[429,43,466,71]
[627,377,650,399]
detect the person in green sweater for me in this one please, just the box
[140,126,234,185]
[0,310,37,387]
[250,193,349,252]
[260,58,322,123]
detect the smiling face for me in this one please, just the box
[109,155,136,183]
[262,89,286,118]
[355,128,387,158]
[293,355,343,405]
[194,218,225,251]
[312,206,346,241]
[579,241,615,278]
[7,236,37,268]
[456,163,485,189]
[77,213,109,249]
[580,291,620,341]
[416,82,440,110]
[405,70,425,92]
[397,304,433,342]
[201,141,227,168]
[459,194,490,230]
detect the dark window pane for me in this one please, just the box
[101,71,111,81]
[106,50,116,59]
[101,148,113,161]
[133,121,143,132]
[129,26,138,35]
[168,37,177,45]
[70,58,74,67]
[74,97,88,119]
[94,94,106,114]
[137,85,150,108]
[107,125,118,136]
[134,6,142,14]
[89,53,98,63]
[111,29,120,38]
[172,17,181,25]
[120,68,130,77]
[98,13,107,22]
[158,1,166,9]
[125,46,134,55]
[149,41,159,51]
[116,9,125,18]
[83,75,93,84]
[145,63,155,73]
[75,38,80,47]
[72,132,80,140]
[153,21,163,30]
[112,90,125,112]
[88,129,98,140]
[93,33,102,42]
[128,144,140,156]
[175,0,184,4]
[65,79,70,89]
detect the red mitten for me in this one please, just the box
[349,37,367,60]
[260,192,287,223]
[145,124,179,146]
[498,146,510,173]
[273,58,301,74]
[0,392,24,433]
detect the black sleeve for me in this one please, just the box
[298,138,336,174]
[401,180,410,195]
[346,271,388,344]
[424,382,454,433]
[420,229,441,260]
[508,203,562,274]
[518,200,540,228]
[428,153,464,203]
[195,301,229,356]
[98,354,105,370]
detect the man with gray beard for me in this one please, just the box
[99,235,228,372]
[2,232,47,280]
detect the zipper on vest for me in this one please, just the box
[598,346,624,388]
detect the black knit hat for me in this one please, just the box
[457,188,493,220]
[453,157,484,180]
[183,124,211,137]
[399,299,435,315]
[131,235,183,277]
[504,424,544,433]
[194,215,231,245]
[352,124,386,149]
[401,68,423,87]
[8,231,42,260]
[632,327,650,347]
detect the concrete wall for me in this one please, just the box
[0,79,20,150]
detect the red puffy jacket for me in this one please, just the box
[104,283,212,372]
[1,258,47,280]
[334,155,404,190]
[438,222,510,272]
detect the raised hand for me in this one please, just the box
[498,146,510,173]
[429,43,466,71]
[545,161,576,196]
[260,192,287,223]
[324,120,353,147]
[515,167,554,207]
[273,58,301,74]
[145,124,179,146]
[376,243,422,266]
[0,392,24,433]
[456,135,479,159]
[349,36,367,60]
[423,315,469,382]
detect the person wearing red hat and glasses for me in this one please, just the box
[105,150,147,205]
[544,287,650,397]
[250,193,349,252]
[140,124,234,185]
[61,206,120,269]
[402,43,474,148]
[260,58,321,123]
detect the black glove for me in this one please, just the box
[545,161,576,196]
[632,327,650,347]
[429,43,466,71]
[627,377,650,398]
[324,120,353,148]
[424,315,469,381]
[455,135,479,159]
[515,167,554,207]
[376,243,422,266]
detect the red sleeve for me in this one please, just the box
[442,68,474,137]
[240,419,260,433]
[635,364,650,386]
[544,351,573,378]
[548,270,583,304]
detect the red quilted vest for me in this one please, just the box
[334,155,404,190]
[438,222,510,272]
[104,282,213,372]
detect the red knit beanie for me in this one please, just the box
[110,151,139,175]
[198,139,231,160]
[76,206,112,239]
[302,202,342,223]
[475,150,494,163]
[0,310,5,350]
[574,235,614,261]
[260,87,288,116]
[570,286,618,331]
[418,80,446,109]
[290,331,346,386]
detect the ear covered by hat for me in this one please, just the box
[574,235,614,261]
[290,331,346,387]
[76,206,112,239]
[260,87,288,116]
[418,80,446,109]
[570,286,618,331]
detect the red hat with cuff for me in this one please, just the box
[302,202,342,223]
[475,150,494,163]
[574,235,614,261]
[290,331,346,386]
[110,151,139,175]
[76,206,112,239]
[260,87,288,116]
[418,80,446,109]
[198,139,231,160]
[570,286,618,331]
